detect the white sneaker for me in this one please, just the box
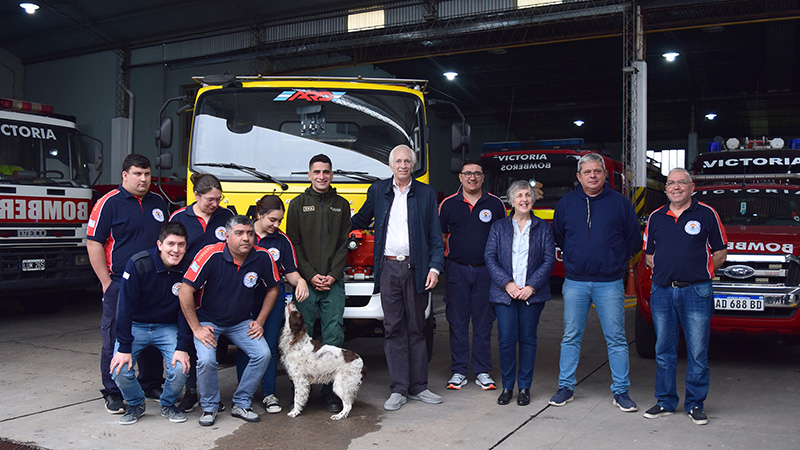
[475,373,497,390]
[447,373,468,390]
[262,394,282,414]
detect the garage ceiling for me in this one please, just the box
[2,0,799,147]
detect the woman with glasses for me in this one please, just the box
[169,172,234,412]
[484,180,555,406]
[235,194,309,414]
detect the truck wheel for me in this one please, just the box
[425,315,436,362]
[635,305,656,359]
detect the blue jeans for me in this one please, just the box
[236,284,286,396]
[195,319,269,412]
[558,278,630,394]
[112,322,188,407]
[650,281,713,413]
[495,301,545,390]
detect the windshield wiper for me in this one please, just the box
[195,162,289,190]
[333,170,380,182]
[290,169,380,183]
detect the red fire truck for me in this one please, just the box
[0,97,102,312]
[634,137,800,358]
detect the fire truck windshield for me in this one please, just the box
[483,153,581,208]
[694,189,800,226]
[190,88,425,182]
[0,114,89,187]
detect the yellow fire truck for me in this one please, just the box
[156,75,470,353]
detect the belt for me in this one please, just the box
[462,262,485,268]
[670,281,696,288]
[385,255,408,261]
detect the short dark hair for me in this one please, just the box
[226,214,254,233]
[309,154,332,170]
[122,154,151,172]
[158,222,187,242]
[255,194,285,218]
[190,173,222,195]
[461,159,482,171]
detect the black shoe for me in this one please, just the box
[144,387,163,400]
[688,406,708,425]
[497,389,513,405]
[104,393,125,414]
[643,404,674,419]
[517,389,530,406]
[325,393,344,413]
[178,388,198,413]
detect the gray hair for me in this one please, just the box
[506,180,536,205]
[388,144,417,166]
[225,214,254,233]
[576,153,606,173]
[668,167,692,179]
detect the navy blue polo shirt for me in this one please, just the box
[644,198,727,286]
[255,230,299,276]
[169,203,234,259]
[116,248,191,353]
[439,189,506,265]
[183,242,280,326]
[87,186,168,276]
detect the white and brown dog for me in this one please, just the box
[280,302,365,420]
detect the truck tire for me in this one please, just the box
[635,305,656,359]
[425,315,435,362]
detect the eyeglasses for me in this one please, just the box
[665,180,692,187]
[200,193,225,204]
[460,171,484,178]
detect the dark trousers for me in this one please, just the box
[380,259,429,396]
[100,279,163,396]
[444,260,495,375]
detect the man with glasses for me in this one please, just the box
[286,153,352,414]
[438,161,506,391]
[642,168,727,425]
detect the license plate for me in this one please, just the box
[714,295,764,311]
[22,259,46,272]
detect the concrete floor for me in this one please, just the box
[1,284,799,450]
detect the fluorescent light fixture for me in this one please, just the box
[704,113,717,120]
[662,52,680,62]
[574,120,584,127]
[443,72,458,81]
[20,3,39,14]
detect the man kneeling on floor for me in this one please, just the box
[110,222,192,425]
[179,215,280,426]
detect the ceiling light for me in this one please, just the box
[662,52,679,62]
[704,113,717,120]
[20,3,39,14]
[574,120,584,127]
[443,72,458,81]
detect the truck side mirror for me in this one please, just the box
[450,156,463,174]
[81,134,104,186]
[156,117,173,149]
[451,122,471,154]
[156,152,173,171]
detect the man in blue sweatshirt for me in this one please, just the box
[110,222,191,425]
[549,153,641,412]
